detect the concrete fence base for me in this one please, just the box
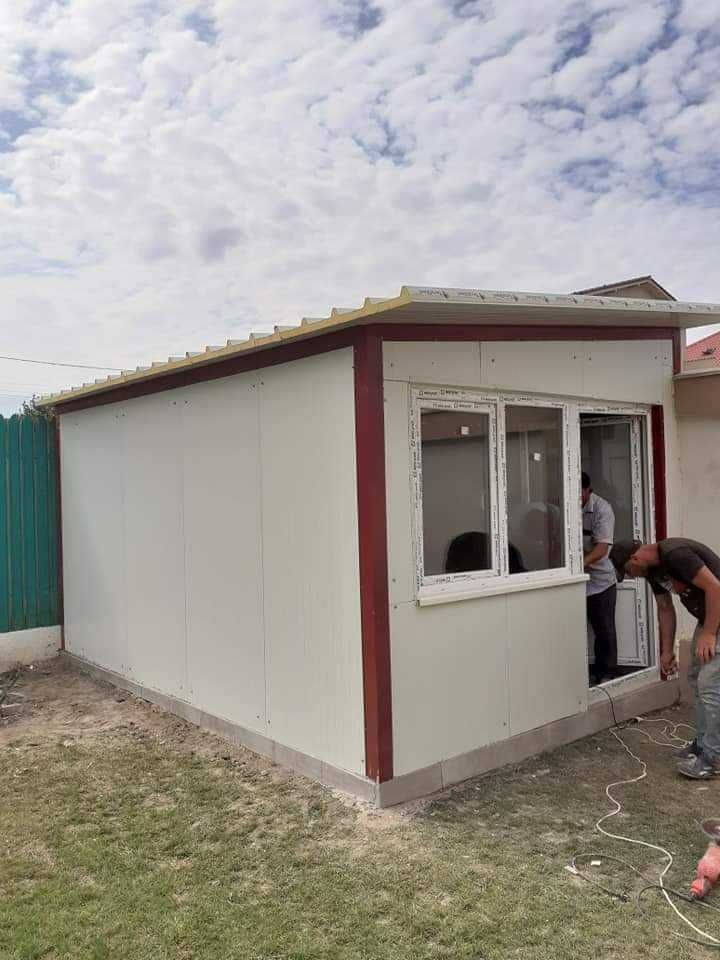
[0,626,61,672]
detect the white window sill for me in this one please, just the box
[417,572,589,607]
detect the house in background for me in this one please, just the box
[676,331,720,640]
[38,283,720,806]
[574,275,677,302]
[684,330,720,372]
[576,279,720,652]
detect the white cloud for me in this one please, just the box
[0,0,717,412]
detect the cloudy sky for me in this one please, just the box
[0,0,718,413]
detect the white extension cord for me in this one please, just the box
[598,720,720,946]
[568,694,720,948]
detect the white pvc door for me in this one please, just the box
[581,416,650,667]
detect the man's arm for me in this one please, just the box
[655,592,677,674]
[584,542,610,568]
[691,566,720,663]
[585,500,613,569]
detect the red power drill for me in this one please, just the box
[691,819,720,900]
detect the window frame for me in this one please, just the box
[410,390,500,594]
[579,402,656,674]
[411,387,584,605]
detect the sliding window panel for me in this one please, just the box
[505,405,565,575]
[417,407,496,581]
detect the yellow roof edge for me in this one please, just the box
[37,284,720,408]
[37,289,411,408]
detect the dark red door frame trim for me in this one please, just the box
[672,329,682,376]
[650,405,667,542]
[354,329,393,782]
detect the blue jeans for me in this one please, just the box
[687,627,720,763]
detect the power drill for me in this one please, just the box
[690,819,720,900]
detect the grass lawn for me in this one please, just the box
[0,663,716,959]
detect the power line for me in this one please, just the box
[0,354,121,371]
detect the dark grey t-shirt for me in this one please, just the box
[648,538,720,622]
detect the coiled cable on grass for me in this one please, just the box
[570,684,720,949]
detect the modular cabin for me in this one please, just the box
[39,281,720,806]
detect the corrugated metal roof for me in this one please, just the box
[38,284,720,408]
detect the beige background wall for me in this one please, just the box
[678,411,720,642]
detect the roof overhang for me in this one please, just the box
[39,285,720,409]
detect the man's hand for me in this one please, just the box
[660,650,677,675]
[584,543,610,571]
[655,592,677,675]
[696,629,718,665]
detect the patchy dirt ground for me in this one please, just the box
[0,660,718,960]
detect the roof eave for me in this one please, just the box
[37,291,411,409]
[39,286,720,409]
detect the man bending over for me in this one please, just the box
[610,537,720,780]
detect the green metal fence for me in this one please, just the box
[0,416,60,633]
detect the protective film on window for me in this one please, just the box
[420,409,491,577]
[504,405,565,574]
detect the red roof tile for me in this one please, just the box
[686,330,720,366]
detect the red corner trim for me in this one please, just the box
[672,329,682,375]
[353,329,393,782]
[651,405,667,541]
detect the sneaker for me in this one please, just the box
[677,753,717,780]
[677,739,701,761]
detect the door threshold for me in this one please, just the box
[588,666,659,703]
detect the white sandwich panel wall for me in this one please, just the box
[383,340,482,386]
[506,582,587,736]
[61,407,128,676]
[480,339,670,404]
[383,338,673,776]
[483,341,585,396]
[181,375,266,733]
[60,348,365,775]
[123,394,187,699]
[259,349,365,775]
[390,595,509,777]
[384,380,415,606]
[390,582,588,776]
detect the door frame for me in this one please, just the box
[579,401,659,690]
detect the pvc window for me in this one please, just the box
[412,388,581,603]
[419,407,496,578]
[504,405,565,575]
